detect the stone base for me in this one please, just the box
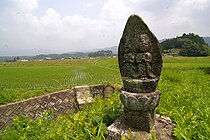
[120,90,161,131]
[107,114,174,140]
[124,108,155,132]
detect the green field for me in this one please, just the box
[0,57,210,139]
[0,58,121,105]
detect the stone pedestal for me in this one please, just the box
[124,108,155,132]
[120,90,161,132]
[107,115,174,140]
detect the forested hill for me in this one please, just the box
[203,37,210,46]
[160,33,210,56]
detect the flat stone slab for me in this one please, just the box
[107,114,174,140]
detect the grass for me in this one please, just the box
[0,56,210,139]
[157,57,210,139]
[158,68,210,139]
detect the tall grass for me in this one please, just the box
[158,69,210,139]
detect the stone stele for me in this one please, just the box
[107,15,174,140]
[119,14,162,131]
[118,14,162,93]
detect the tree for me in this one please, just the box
[88,50,113,57]
[180,41,209,56]
[160,33,209,56]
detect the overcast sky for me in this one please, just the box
[0,0,210,56]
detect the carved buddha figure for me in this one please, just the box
[122,34,155,80]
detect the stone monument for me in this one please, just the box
[107,15,174,140]
[118,14,162,132]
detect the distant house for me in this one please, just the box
[45,57,52,60]
[20,59,29,62]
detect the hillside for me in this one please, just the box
[160,33,209,56]
[87,46,118,54]
[103,46,118,54]
[203,37,210,47]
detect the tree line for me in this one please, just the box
[88,50,113,57]
[160,33,210,56]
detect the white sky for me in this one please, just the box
[0,0,210,56]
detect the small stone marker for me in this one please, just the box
[107,14,174,140]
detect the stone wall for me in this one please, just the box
[0,85,115,130]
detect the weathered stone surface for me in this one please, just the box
[104,85,116,98]
[107,115,174,140]
[74,85,115,109]
[120,90,161,131]
[122,77,158,93]
[124,108,155,132]
[120,90,161,111]
[74,85,91,99]
[74,84,115,99]
[91,85,104,97]
[118,14,162,93]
